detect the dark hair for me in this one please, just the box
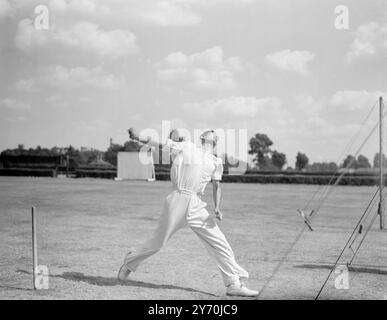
[169,129,184,142]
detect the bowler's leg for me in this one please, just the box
[120,193,189,275]
[188,208,248,286]
[188,208,258,297]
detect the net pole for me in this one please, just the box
[379,97,385,230]
[31,206,38,290]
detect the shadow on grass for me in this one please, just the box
[0,285,34,291]
[295,264,387,275]
[17,269,217,297]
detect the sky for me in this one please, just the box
[1,0,387,166]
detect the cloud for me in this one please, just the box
[135,1,202,27]
[6,115,28,123]
[296,95,324,116]
[265,49,315,76]
[330,90,386,110]
[72,119,113,147]
[183,96,284,119]
[45,0,201,27]
[346,22,387,62]
[0,98,31,110]
[9,0,256,28]
[13,78,37,93]
[72,119,111,133]
[49,0,98,15]
[104,0,256,27]
[0,0,13,18]
[45,94,69,108]
[157,46,243,90]
[15,19,138,59]
[14,65,125,91]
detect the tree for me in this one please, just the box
[248,133,273,169]
[357,155,371,169]
[342,154,359,169]
[306,162,338,172]
[271,151,287,170]
[373,153,387,168]
[295,152,309,171]
[123,140,141,151]
[104,143,123,166]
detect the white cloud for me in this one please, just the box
[46,94,69,108]
[0,0,13,18]
[0,98,31,110]
[183,96,284,119]
[45,0,201,27]
[14,65,125,91]
[49,0,97,15]
[104,0,256,27]
[296,95,324,116]
[6,115,28,123]
[72,119,111,133]
[14,0,256,27]
[13,79,37,92]
[15,19,138,59]
[265,49,315,76]
[157,46,243,90]
[0,0,13,19]
[136,1,201,27]
[346,22,387,62]
[330,90,386,110]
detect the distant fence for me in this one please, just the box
[0,166,385,186]
[0,154,61,168]
[220,173,379,186]
[0,168,57,177]
[156,171,383,186]
[75,170,116,179]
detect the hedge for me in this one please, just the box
[157,172,382,186]
[241,170,380,177]
[75,170,116,179]
[0,167,384,186]
[77,165,116,171]
[0,168,57,177]
[1,163,59,169]
[220,174,380,186]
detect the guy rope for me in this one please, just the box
[257,97,386,299]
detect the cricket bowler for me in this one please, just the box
[118,128,258,297]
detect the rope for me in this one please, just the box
[348,192,379,252]
[348,200,383,266]
[315,188,382,300]
[256,223,308,298]
[259,99,383,299]
[313,106,387,216]
[303,100,379,213]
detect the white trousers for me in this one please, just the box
[123,189,249,287]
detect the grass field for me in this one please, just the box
[0,177,386,300]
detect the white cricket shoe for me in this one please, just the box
[226,283,259,297]
[117,264,131,281]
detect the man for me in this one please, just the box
[118,128,258,297]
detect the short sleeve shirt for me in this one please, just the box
[164,139,223,194]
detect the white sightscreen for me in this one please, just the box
[117,151,155,180]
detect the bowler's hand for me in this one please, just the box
[214,208,223,221]
[128,128,138,140]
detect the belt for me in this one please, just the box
[175,188,198,196]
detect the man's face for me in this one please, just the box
[170,129,180,142]
[201,139,216,152]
